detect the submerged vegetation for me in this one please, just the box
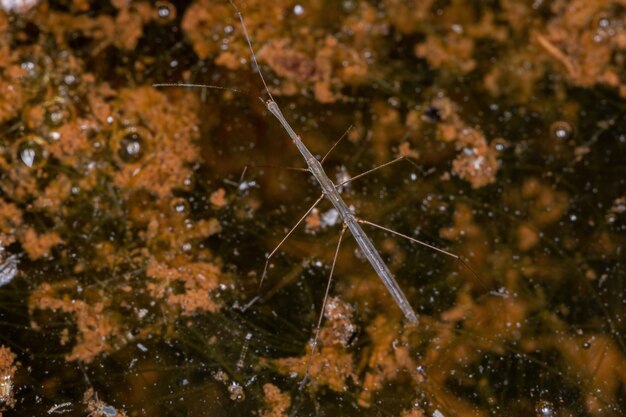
[0,0,625,416]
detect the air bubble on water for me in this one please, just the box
[491,138,508,153]
[16,135,46,168]
[535,400,555,417]
[155,0,176,23]
[114,127,149,163]
[64,74,77,85]
[293,4,304,15]
[44,97,73,127]
[20,147,36,167]
[451,24,463,34]
[550,121,573,140]
[21,60,35,73]
[171,198,189,215]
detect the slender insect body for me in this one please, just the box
[255,15,420,324]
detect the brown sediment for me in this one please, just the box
[146,258,223,316]
[606,196,626,223]
[47,122,92,167]
[271,297,358,392]
[532,334,626,415]
[29,281,122,363]
[259,39,317,82]
[538,1,626,97]
[0,346,17,412]
[261,383,291,417]
[318,297,357,348]
[415,34,476,74]
[110,87,201,200]
[439,203,481,241]
[20,228,63,260]
[0,199,23,247]
[369,100,405,164]
[357,314,413,407]
[517,223,540,252]
[305,208,321,233]
[430,97,500,189]
[520,177,570,226]
[33,174,72,211]
[209,188,227,208]
[439,202,491,285]
[272,344,356,393]
[400,408,426,417]
[181,0,380,102]
[84,388,127,417]
[397,142,419,160]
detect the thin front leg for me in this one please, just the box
[258,193,325,290]
[299,223,347,390]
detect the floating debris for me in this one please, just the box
[83,389,125,417]
[0,255,18,287]
[47,402,72,414]
[0,346,17,411]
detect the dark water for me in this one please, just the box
[0,1,625,416]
